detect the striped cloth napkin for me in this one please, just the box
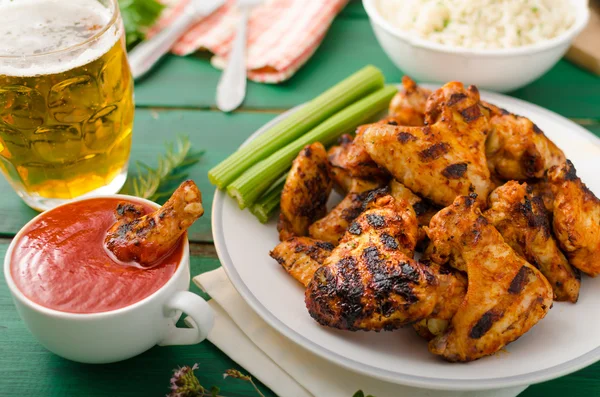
[152,0,348,83]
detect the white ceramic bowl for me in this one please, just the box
[363,0,590,92]
[3,195,214,364]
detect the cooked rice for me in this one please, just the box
[375,0,576,49]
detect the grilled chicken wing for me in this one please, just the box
[485,106,565,180]
[329,159,354,195]
[426,194,553,362]
[390,179,440,244]
[362,82,494,207]
[305,195,466,331]
[388,76,431,126]
[105,180,203,266]
[328,133,388,181]
[529,181,555,213]
[412,259,468,341]
[278,143,333,241]
[547,160,600,276]
[270,237,334,286]
[485,181,580,302]
[309,137,390,244]
[308,182,389,245]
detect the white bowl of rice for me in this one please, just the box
[363,0,590,92]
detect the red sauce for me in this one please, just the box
[10,197,182,314]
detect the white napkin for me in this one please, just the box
[193,268,528,397]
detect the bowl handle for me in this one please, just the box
[159,291,214,346]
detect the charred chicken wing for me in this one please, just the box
[105,180,204,266]
[485,106,565,180]
[328,133,388,181]
[485,181,580,302]
[388,76,431,126]
[426,194,553,362]
[278,143,333,241]
[362,82,494,207]
[390,179,440,244]
[529,181,555,213]
[270,237,334,286]
[305,196,466,331]
[547,160,600,276]
[308,182,389,245]
[309,137,390,244]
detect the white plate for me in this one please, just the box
[212,86,600,391]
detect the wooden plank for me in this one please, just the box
[585,123,600,137]
[0,109,275,242]
[339,0,368,18]
[511,61,600,119]
[0,243,277,397]
[133,12,600,119]
[523,364,600,397]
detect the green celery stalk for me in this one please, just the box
[208,66,385,189]
[227,85,398,209]
[249,175,287,223]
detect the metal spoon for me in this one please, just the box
[216,0,262,112]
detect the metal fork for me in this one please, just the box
[216,0,263,112]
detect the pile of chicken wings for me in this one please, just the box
[269,77,600,362]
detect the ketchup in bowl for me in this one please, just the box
[10,197,183,314]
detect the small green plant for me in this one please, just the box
[120,136,203,203]
[167,365,265,397]
[167,363,375,397]
[352,390,376,397]
[119,0,165,49]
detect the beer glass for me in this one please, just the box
[0,0,134,211]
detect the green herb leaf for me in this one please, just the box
[352,391,375,397]
[210,386,220,397]
[224,369,266,397]
[168,364,204,397]
[118,0,165,49]
[120,136,203,203]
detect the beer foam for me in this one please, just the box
[0,0,120,76]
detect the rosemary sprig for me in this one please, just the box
[120,136,203,203]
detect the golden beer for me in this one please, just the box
[0,0,133,210]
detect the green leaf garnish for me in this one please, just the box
[352,391,376,397]
[118,0,165,49]
[120,136,203,203]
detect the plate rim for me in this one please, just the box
[212,86,600,391]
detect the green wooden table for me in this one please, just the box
[1,2,599,396]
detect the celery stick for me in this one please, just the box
[208,66,385,189]
[227,85,397,209]
[249,175,286,223]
